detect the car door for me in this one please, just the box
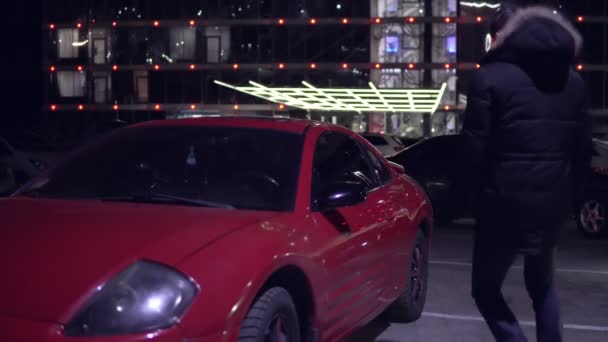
[359,142,416,301]
[310,131,392,337]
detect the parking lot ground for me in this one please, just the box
[347,220,608,342]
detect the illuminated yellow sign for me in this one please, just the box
[214,80,447,114]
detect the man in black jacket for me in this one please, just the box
[462,4,592,342]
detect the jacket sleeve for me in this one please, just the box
[461,70,493,182]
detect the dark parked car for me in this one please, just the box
[388,134,475,224]
[391,134,605,239]
[575,138,608,238]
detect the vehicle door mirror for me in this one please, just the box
[319,181,367,211]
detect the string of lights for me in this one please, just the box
[43,15,602,30]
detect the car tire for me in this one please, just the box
[383,230,429,323]
[576,198,607,239]
[239,287,301,342]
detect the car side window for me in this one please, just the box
[363,145,392,185]
[312,132,377,208]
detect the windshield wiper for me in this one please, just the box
[99,191,235,209]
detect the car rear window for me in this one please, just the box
[362,135,388,145]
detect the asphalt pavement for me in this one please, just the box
[347,219,608,342]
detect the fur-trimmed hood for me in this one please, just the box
[483,6,583,67]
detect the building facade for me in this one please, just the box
[40,0,608,144]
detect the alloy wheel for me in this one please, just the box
[580,200,606,234]
[410,243,424,302]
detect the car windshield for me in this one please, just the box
[22,126,304,211]
[3,133,56,152]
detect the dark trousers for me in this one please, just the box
[471,234,563,342]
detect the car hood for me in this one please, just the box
[0,197,276,323]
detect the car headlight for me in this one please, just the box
[64,261,198,337]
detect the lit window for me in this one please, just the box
[57,28,80,59]
[57,71,86,97]
[170,27,196,61]
[386,36,399,54]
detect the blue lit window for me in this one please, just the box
[447,36,456,54]
[386,36,399,54]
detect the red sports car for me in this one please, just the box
[0,117,433,342]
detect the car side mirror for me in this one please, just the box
[319,181,367,211]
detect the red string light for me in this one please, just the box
[189,20,196,26]
[374,18,382,24]
[77,65,83,72]
[310,63,317,69]
[444,17,452,23]
[444,63,451,69]
[78,105,84,111]
[154,64,160,70]
[154,104,161,110]
[576,64,584,71]
[190,64,196,70]
[234,104,239,110]
[342,63,349,69]
[278,63,285,69]
[309,18,317,24]
[112,21,117,27]
[112,65,118,71]
[375,63,381,69]
[190,104,197,110]
[278,18,285,25]
[153,21,160,27]
[279,104,285,110]
[408,17,415,23]
[577,16,584,22]
[408,63,415,69]
[233,64,239,70]
[50,66,56,72]
[76,23,82,29]
[50,105,57,111]
[113,104,119,110]
[476,16,483,23]
[49,23,55,29]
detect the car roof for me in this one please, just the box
[135,116,323,134]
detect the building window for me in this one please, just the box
[386,35,400,54]
[206,36,221,63]
[93,73,110,104]
[170,27,197,61]
[57,71,86,97]
[134,71,149,103]
[57,29,80,59]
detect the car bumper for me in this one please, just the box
[0,314,223,342]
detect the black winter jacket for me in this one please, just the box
[462,6,592,253]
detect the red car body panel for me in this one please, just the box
[0,118,432,342]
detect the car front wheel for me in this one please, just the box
[383,229,429,323]
[239,287,301,342]
[577,198,607,238]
